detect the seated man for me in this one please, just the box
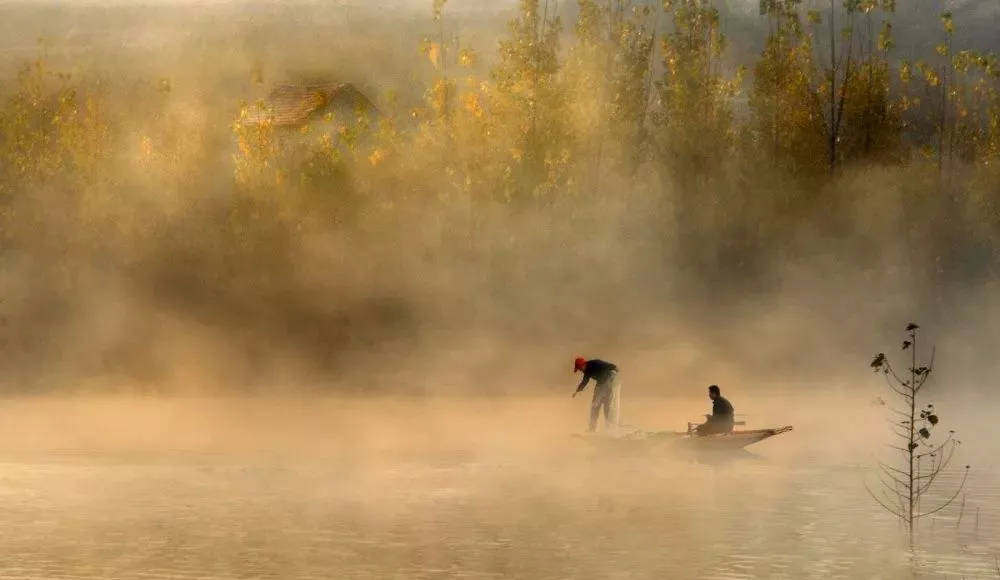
[696,384,734,435]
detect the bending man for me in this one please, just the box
[573,357,621,432]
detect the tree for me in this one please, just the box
[654,0,739,186]
[566,0,657,181]
[491,0,572,203]
[808,0,866,172]
[749,0,827,177]
[413,0,488,201]
[231,103,283,189]
[902,13,981,180]
[968,51,1000,224]
[651,0,741,276]
[838,0,903,165]
[421,0,459,121]
[867,323,969,537]
[0,58,109,193]
[897,18,1000,279]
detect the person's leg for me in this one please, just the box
[607,373,621,427]
[589,389,601,432]
[696,421,720,436]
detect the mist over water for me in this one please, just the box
[0,394,998,578]
[1,0,999,578]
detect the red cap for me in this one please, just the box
[574,357,587,372]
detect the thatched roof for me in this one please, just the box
[243,82,377,127]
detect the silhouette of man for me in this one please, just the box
[573,357,621,432]
[697,384,734,435]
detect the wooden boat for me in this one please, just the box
[576,424,793,451]
[646,425,794,449]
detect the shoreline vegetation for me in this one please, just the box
[0,0,998,391]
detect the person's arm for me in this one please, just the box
[708,399,722,423]
[575,373,591,394]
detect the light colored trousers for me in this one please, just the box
[589,371,622,431]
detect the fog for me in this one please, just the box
[0,392,997,577]
[0,0,999,577]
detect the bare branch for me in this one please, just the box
[915,467,970,519]
[915,432,955,457]
[879,476,909,516]
[916,443,958,495]
[865,482,906,520]
[877,464,909,488]
[882,361,910,390]
[915,346,936,393]
[878,462,909,478]
[883,374,912,398]
[891,427,910,439]
[916,463,946,495]
[915,433,954,459]
[876,473,901,496]
[915,450,947,481]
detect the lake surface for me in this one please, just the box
[0,395,996,579]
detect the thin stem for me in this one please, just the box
[866,482,906,520]
[915,467,970,519]
[878,463,910,488]
[908,329,917,533]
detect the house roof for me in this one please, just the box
[243,82,377,127]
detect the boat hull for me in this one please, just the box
[577,425,793,451]
[655,426,793,449]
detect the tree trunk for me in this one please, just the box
[907,332,917,535]
[829,0,836,172]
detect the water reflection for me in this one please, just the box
[689,448,762,466]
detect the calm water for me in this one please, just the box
[0,396,997,579]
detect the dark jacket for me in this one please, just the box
[576,359,618,391]
[710,396,734,423]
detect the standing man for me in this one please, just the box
[573,357,621,432]
[697,384,735,435]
